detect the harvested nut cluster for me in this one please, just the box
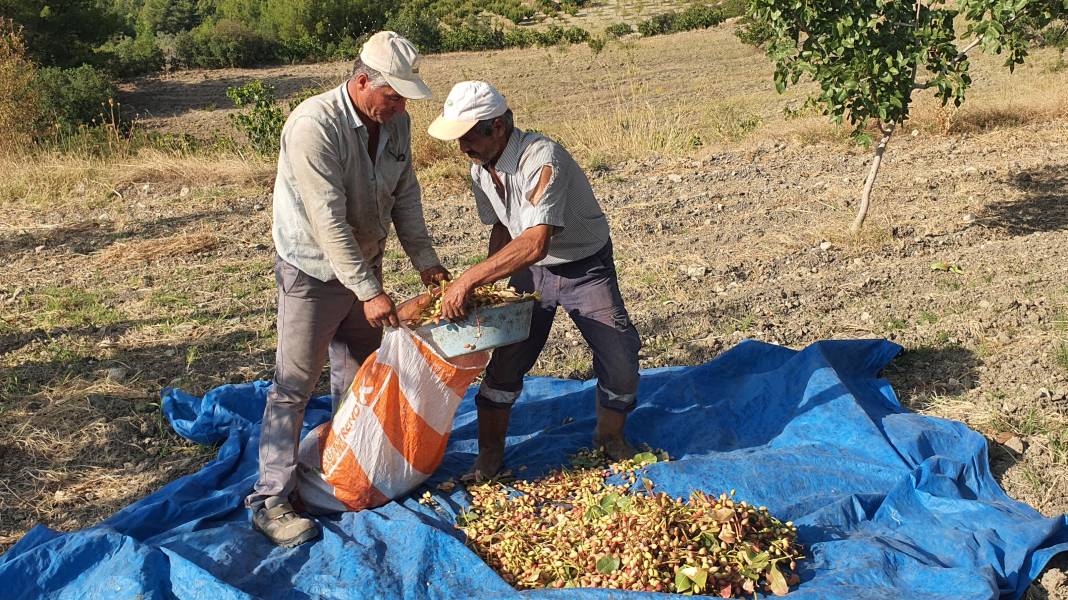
[406,280,538,327]
[456,450,804,596]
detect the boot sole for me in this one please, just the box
[253,519,321,548]
[276,527,320,548]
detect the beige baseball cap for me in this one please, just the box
[427,81,509,140]
[359,31,432,100]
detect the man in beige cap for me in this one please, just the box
[247,31,448,547]
[428,81,642,481]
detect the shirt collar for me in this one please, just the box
[492,128,524,175]
[337,83,364,130]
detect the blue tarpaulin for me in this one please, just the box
[3,339,1067,599]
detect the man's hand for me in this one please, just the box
[363,292,399,328]
[440,275,475,321]
[420,265,451,288]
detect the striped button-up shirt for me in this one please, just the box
[470,128,610,266]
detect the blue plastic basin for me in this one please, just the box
[413,299,535,358]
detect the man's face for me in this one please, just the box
[353,76,407,124]
[457,121,506,166]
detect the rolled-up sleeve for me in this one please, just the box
[390,135,440,272]
[285,116,383,300]
[519,142,567,231]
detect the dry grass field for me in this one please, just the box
[2,16,1068,597]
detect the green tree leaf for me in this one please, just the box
[596,555,620,574]
[681,565,709,590]
[675,569,692,592]
[633,452,658,465]
[768,563,790,596]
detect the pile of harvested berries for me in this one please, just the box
[406,281,538,327]
[455,450,804,596]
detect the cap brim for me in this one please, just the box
[382,73,433,100]
[427,115,477,141]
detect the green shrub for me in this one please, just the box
[175,19,276,68]
[503,27,537,48]
[137,0,202,35]
[638,5,724,37]
[0,18,39,154]
[331,35,366,60]
[675,5,724,30]
[386,3,444,54]
[1034,19,1068,49]
[33,65,118,134]
[227,81,321,155]
[587,36,606,54]
[485,1,535,24]
[95,34,164,77]
[534,0,590,17]
[637,14,673,37]
[716,0,749,19]
[440,16,505,52]
[3,0,122,68]
[560,26,591,44]
[276,35,331,63]
[535,0,561,15]
[227,80,285,155]
[735,13,775,48]
[534,24,590,47]
[604,22,634,38]
[559,0,587,17]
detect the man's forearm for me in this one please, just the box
[463,225,550,289]
[318,233,383,300]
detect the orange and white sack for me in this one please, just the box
[295,327,489,513]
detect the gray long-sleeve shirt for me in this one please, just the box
[272,84,440,300]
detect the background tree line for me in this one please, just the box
[0,0,736,144]
[7,0,1060,155]
[0,0,603,76]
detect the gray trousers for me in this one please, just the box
[475,241,642,413]
[246,258,381,511]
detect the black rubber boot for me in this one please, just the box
[593,402,637,461]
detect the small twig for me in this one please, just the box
[955,37,982,62]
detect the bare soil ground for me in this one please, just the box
[3,22,1068,598]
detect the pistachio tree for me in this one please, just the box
[748,0,1067,232]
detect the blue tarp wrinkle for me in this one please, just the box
[3,339,1066,599]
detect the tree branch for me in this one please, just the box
[955,37,982,61]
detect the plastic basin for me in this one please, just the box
[413,299,535,358]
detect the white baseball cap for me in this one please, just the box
[427,81,509,140]
[359,31,432,100]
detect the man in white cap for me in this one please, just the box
[247,31,449,546]
[428,81,642,481]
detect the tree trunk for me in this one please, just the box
[850,123,897,234]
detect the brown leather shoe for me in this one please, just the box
[252,497,320,547]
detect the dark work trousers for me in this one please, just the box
[246,257,382,511]
[475,240,642,413]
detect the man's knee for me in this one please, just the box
[475,381,522,410]
[269,377,317,408]
[591,326,640,411]
[597,382,637,413]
